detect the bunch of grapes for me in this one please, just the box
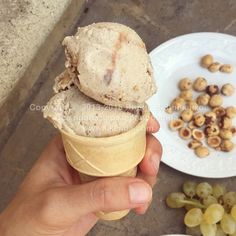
[166,181,236,236]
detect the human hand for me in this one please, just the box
[0,116,162,236]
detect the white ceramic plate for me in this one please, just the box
[148,32,236,178]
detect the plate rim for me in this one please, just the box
[150,32,236,57]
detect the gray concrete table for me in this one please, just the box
[1,0,236,235]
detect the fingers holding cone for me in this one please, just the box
[42,177,152,225]
[146,113,160,134]
[135,115,163,214]
[139,134,162,177]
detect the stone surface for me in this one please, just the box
[1,0,236,235]
[0,0,85,149]
[0,0,69,105]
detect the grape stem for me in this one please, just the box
[178,199,206,209]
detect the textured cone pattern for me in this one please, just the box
[61,109,149,177]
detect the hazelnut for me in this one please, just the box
[186,100,199,112]
[169,119,184,131]
[192,129,205,141]
[220,140,234,152]
[165,106,173,114]
[180,109,194,122]
[221,83,235,96]
[213,107,226,118]
[208,62,221,72]
[180,90,193,101]
[220,64,233,73]
[196,93,210,106]
[207,136,222,148]
[205,124,220,137]
[226,106,236,119]
[209,94,223,108]
[195,146,210,158]
[200,54,213,68]
[178,78,192,90]
[193,77,207,92]
[179,127,192,140]
[204,111,217,125]
[219,116,232,129]
[219,129,233,140]
[206,85,220,96]
[171,97,185,111]
[188,140,202,149]
[188,120,198,130]
[193,113,206,127]
[231,126,236,136]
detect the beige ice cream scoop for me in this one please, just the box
[63,22,156,108]
[43,87,141,137]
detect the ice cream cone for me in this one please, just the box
[59,107,150,220]
[60,107,149,176]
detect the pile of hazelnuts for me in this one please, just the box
[166,55,235,158]
[201,54,233,73]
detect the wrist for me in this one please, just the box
[0,213,8,236]
[0,208,17,236]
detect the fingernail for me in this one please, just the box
[129,182,151,204]
[151,154,160,173]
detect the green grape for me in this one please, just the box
[186,226,202,236]
[166,192,205,209]
[213,184,226,199]
[220,213,236,234]
[185,199,202,211]
[231,205,236,221]
[184,208,203,227]
[196,182,213,199]
[200,220,217,236]
[204,203,224,224]
[216,225,227,236]
[166,192,186,208]
[203,195,218,207]
[223,192,236,212]
[183,181,197,198]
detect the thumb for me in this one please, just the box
[45,177,152,224]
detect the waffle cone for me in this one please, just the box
[59,107,150,220]
[60,107,149,176]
